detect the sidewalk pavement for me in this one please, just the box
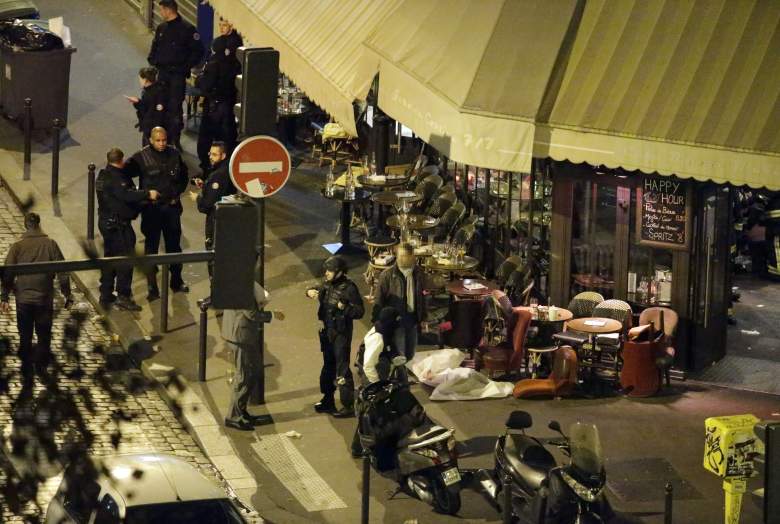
[0,1,778,523]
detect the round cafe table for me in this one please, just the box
[357,173,410,190]
[386,213,440,231]
[519,307,574,376]
[424,255,480,280]
[566,317,623,335]
[371,190,423,207]
[321,186,371,249]
[446,278,498,298]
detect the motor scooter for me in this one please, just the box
[477,410,614,523]
[355,356,462,515]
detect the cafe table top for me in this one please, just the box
[357,173,410,189]
[566,317,623,334]
[320,186,371,202]
[518,306,574,323]
[371,190,423,206]
[386,214,439,230]
[424,255,480,272]
[446,278,498,297]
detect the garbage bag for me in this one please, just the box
[0,20,63,51]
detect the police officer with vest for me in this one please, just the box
[306,256,364,417]
[96,148,160,310]
[124,127,190,300]
[194,141,236,277]
[147,0,204,149]
[196,37,241,172]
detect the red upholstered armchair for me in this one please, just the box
[477,305,532,378]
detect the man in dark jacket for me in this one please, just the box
[194,141,236,277]
[373,243,426,362]
[306,256,364,417]
[96,148,159,310]
[196,26,242,171]
[126,67,168,146]
[124,126,190,299]
[147,0,204,147]
[1,213,71,384]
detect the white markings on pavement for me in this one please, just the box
[251,434,346,512]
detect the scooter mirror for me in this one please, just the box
[548,420,562,433]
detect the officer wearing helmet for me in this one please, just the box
[306,256,364,417]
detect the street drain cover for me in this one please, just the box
[607,458,703,502]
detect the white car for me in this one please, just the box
[45,453,247,523]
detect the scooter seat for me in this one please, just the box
[504,433,556,490]
[397,423,450,449]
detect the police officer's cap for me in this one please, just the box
[323,256,347,273]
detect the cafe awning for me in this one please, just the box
[207,0,402,136]
[534,0,780,190]
[360,0,579,173]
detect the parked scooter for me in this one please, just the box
[355,356,462,514]
[477,410,615,523]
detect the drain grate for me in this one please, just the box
[607,458,703,502]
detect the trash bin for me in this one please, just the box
[0,19,75,129]
[0,0,39,21]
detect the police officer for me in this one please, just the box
[96,148,159,310]
[196,37,241,172]
[216,17,243,58]
[194,141,236,277]
[147,0,204,148]
[124,127,190,300]
[306,256,364,417]
[125,67,168,146]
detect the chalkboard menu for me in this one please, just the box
[636,175,691,250]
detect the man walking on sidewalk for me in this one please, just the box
[1,213,72,384]
[147,0,204,149]
[125,127,190,300]
[96,147,159,310]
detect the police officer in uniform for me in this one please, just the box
[194,141,236,277]
[216,17,243,58]
[306,256,364,417]
[96,148,159,310]
[147,0,204,148]
[124,127,190,299]
[126,67,168,146]
[196,37,241,172]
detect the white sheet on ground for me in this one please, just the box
[407,349,514,400]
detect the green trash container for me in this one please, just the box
[0,44,76,130]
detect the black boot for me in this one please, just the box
[314,396,336,413]
[333,404,355,418]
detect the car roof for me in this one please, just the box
[101,453,226,507]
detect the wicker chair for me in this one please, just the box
[427,192,456,219]
[422,173,444,190]
[589,299,633,384]
[567,291,605,319]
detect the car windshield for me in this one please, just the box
[125,499,245,523]
[568,422,603,476]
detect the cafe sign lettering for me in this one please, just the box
[636,175,692,250]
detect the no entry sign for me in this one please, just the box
[229,135,291,199]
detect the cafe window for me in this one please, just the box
[570,179,617,300]
[628,188,673,304]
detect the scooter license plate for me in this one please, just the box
[442,467,461,486]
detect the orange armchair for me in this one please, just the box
[639,307,679,387]
[513,346,578,399]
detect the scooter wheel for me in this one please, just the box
[432,477,461,515]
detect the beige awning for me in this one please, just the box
[208,0,402,136]
[534,0,780,189]
[360,0,579,173]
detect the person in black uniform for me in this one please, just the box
[96,148,159,310]
[125,67,168,146]
[147,0,204,148]
[124,127,190,300]
[306,256,364,417]
[194,141,236,277]
[196,37,241,172]
[217,17,243,57]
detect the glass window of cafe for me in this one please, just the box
[628,188,673,304]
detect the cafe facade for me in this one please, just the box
[207,0,779,373]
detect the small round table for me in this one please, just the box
[566,317,623,335]
[386,214,440,231]
[424,255,480,280]
[357,173,410,190]
[371,190,422,207]
[321,187,371,248]
[445,278,497,298]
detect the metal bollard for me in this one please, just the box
[361,455,370,524]
[664,482,673,524]
[160,266,169,333]
[198,300,208,382]
[51,119,62,196]
[23,98,32,165]
[503,472,513,524]
[87,164,96,240]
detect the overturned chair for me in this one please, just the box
[513,346,578,399]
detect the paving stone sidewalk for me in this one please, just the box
[0,185,261,522]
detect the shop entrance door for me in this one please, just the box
[690,185,730,369]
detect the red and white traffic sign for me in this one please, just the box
[229,135,291,199]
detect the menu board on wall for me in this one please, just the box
[636,175,691,250]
